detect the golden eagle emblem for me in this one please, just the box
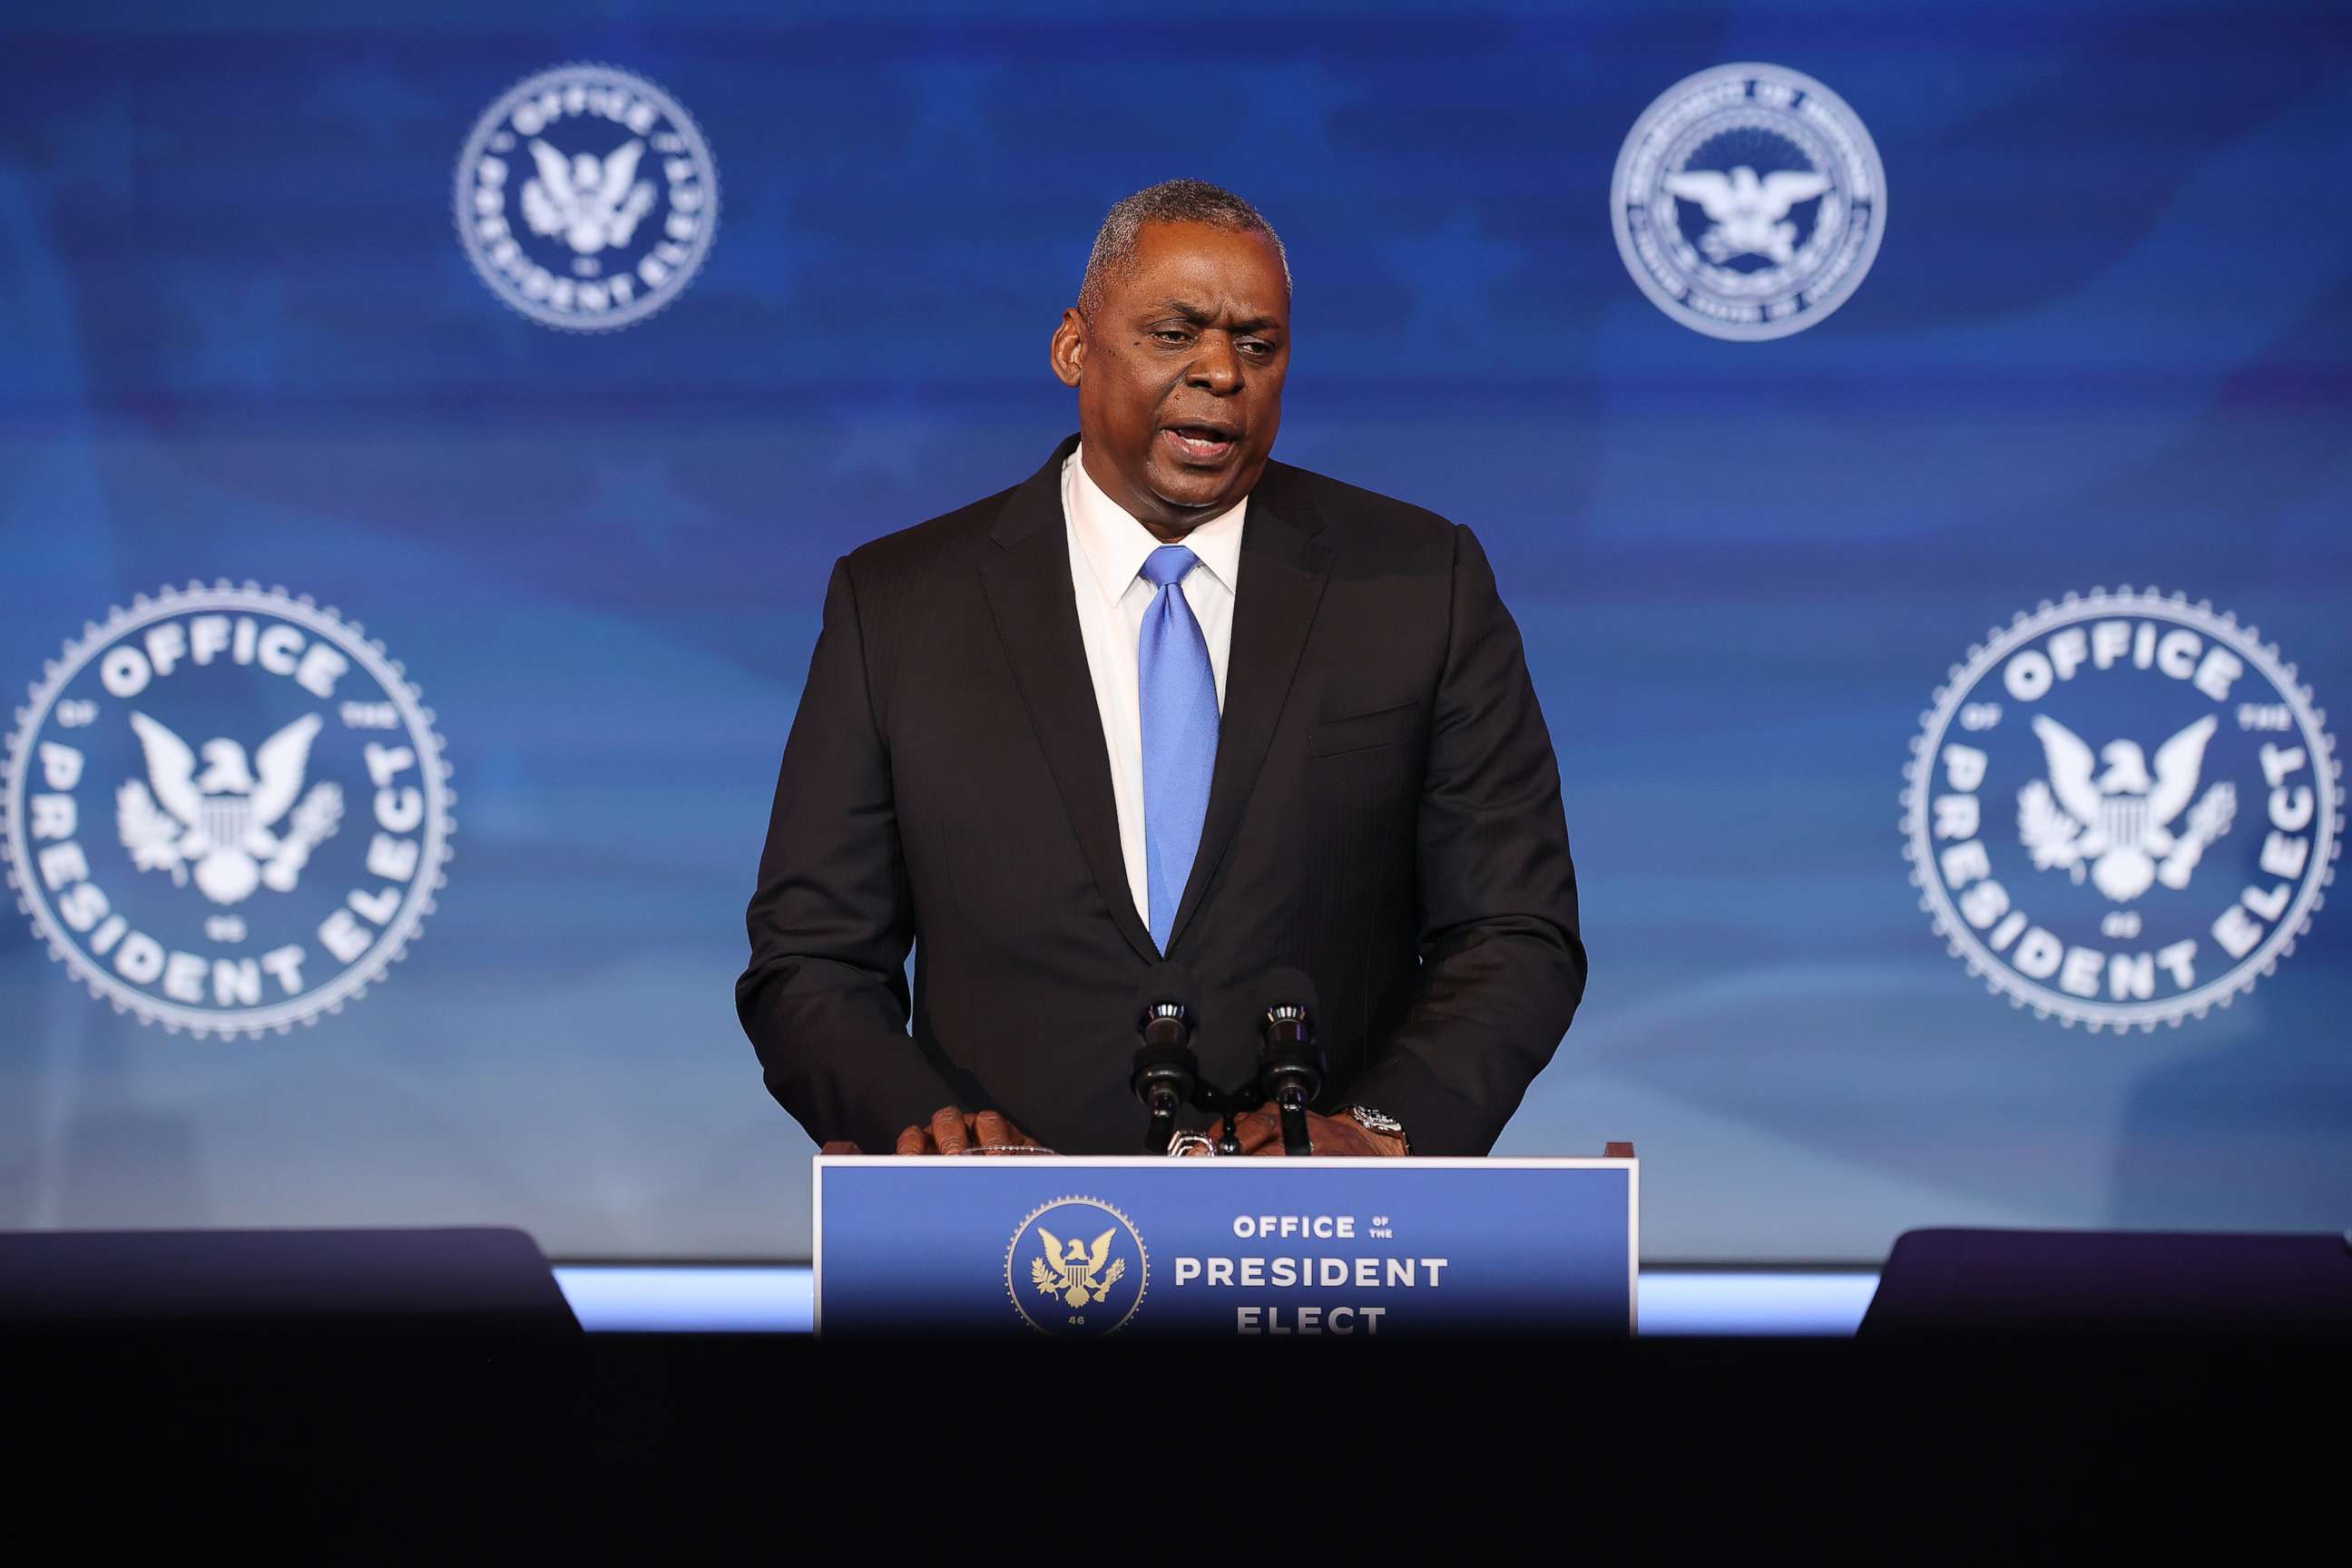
[1029,1227,1126,1309]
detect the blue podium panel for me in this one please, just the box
[813,1156,1637,1338]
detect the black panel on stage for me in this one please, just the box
[1860,1227,2352,1337]
[0,1226,579,1338]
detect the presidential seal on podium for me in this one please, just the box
[1004,1196,1151,1339]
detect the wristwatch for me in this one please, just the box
[1346,1104,1410,1155]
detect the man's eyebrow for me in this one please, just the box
[1149,300,1285,332]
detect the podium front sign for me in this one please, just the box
[814,1156,1636,1338]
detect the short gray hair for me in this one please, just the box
[1078,179,1291,318]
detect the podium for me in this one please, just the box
[814,1152,1637,1337]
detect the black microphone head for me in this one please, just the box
[1257,966,1324,1106]
[1259,966,1318,1030]
[1133,961,1196,1033]
[1130,962,1200,1109]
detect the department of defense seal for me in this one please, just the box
[2,583,455,1036]
[1005,1196,1149,1339]
[1903,588,2339,1031]
[455,63,719,332]
[1611,62,1885,341]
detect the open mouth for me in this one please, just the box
[1160,423,1240,464]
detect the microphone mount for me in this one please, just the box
[1258,994,1325,1159]
[1129,993,1200,1155]
[1130,966,1323,1158]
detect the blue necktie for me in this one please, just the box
[1138,544,1220,953]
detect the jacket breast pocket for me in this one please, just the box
[1308,701,1421,759]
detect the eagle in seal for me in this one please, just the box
[2016,713,2234,903]
[116,710,343,906]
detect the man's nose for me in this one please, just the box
[1185,332,1243,394]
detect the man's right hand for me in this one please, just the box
[889,1105,1044,1155]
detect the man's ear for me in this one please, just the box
[1050,307,1085,387]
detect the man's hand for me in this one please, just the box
[889,1105,1045,1155]
[1206,1109,1405,1157]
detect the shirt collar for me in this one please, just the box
[1064,446,1247,603]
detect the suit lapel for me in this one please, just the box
[1167,466,1333,953]
[978,437,1159,965]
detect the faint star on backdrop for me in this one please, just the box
[1239,63,1358,163]
[1382,210,1526,356]
[579,457,716,557]
[303,70,446,153]
[705,184,839,322]
[182,273,289,390]
[903,60,1003,160]
[33,91,138,201]
[828,398,945,493]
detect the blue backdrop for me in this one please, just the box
[3,0,2345,1260]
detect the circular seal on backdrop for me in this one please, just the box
[454,63,720,332]
[1611,62,1885,341]
[1902,588,2340,1031]
[2,583,455,1037]
[1004,1196,1149,1339]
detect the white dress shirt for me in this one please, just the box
[1062,447,1246,931]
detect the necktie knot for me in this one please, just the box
[1141,544,1200,591]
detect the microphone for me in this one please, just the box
[1257,968,1325,1158]
[1128,962,1200,1155]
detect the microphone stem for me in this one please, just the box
[1144,1094,1176,1155]
[1277,1089,1312,1158]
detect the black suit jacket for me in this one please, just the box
[739,436,1584,1156]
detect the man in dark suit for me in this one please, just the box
[740,180,1583,1158]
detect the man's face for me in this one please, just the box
[1051,220,1289,536]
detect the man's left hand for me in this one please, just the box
[1201,1109,1405,1157]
